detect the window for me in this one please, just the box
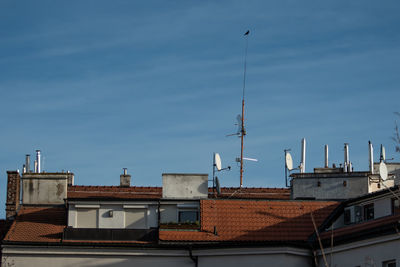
[344,209,351,225]
[354,206,362,223]
[77,208,98,228]
[363,203,374,221]
[382,259,396,267]
[392,198,400,215]
[178,210,198,223]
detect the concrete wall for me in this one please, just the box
[2,246,312,267]
[22,173,71,205]
[291,176,368,200]
[68,202,158,229]
[368,179,394,193]
[162,174,208,199]
[318,234,400,267]
[374,198,392,218]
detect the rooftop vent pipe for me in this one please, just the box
[380,144,386,162]
[324,145,329,168]
[344,143,349,172]
[300,138,306,173]
[35,150,41,173]
[25,154,30,173]
[368,141,374,174]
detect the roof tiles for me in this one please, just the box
[67,186,290,200]
[68,185,162,199]
[4,207,66,243]
[160,200,339,242]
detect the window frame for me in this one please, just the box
[178,209,199,223]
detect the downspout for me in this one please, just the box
[157,200,161,242]
[188,246,198,267]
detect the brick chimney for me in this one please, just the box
[6,171,20,220]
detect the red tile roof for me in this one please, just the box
[68,185,162,199]
[320,213,400,240]
[68,186,290,200]
[4,207,66,243]
[210,187,290,200]
[160,200,339,242]
[3,207,155,245]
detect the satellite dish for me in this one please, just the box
[215,177,221,195]
[215,153,222,171]
[379,161,388,181]
[285,152,293,171]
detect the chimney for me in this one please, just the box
[6,171,20,220]
[67,171,74,186]
[120,168,131,187]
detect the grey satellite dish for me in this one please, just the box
[215,153,222,171]
[285,152,293,171]
[379,161,388,181]
[215,177,221,195]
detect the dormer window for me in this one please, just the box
[178,210,199,223]
[177,203,199,223]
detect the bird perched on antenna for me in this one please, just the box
[244,30,250,35]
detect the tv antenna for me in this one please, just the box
[212,153,231,195]
[227,30,252,188]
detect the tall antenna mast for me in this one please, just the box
[240,30,250,188]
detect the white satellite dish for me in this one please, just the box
[215,153,222,171]
[285,152,293,171]
[215,177,221,195]
[379,162,388,181]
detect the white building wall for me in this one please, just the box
[162,174,208,199]
[368,179,394,193]
[2,246,312,267]
[292,176,369,200]
[22,174,69,205]
[68,202,158,229]
[317,234,400,267]
[374,198,392,218]
[99,205,125,228]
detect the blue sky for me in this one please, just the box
[1,1,400,218]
